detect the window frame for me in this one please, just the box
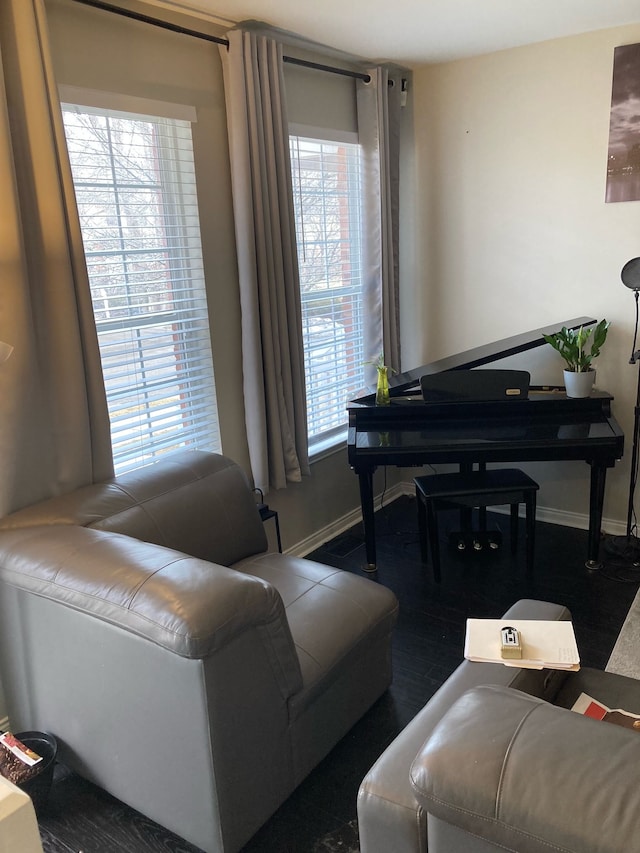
[60,90,221,474]
[289,124,366,457]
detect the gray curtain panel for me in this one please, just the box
[220,28,310,493]
[357,66,402,382]
[0,0,113,515]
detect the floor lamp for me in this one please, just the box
[621,257,640,561]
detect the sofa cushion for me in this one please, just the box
[234,552,399,714]
[0,451,267,567]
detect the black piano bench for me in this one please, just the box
[414,468,539,582]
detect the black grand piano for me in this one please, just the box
[347,318,624,570]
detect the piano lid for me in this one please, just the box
[382,317,596,399]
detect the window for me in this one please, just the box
[61,100,220,474]
[289,133,365,452]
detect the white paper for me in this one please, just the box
[464,618,580,670]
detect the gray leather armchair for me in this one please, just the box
[358,598,640,853]
[0,451,398,853]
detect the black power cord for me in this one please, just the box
[600,533,640,582]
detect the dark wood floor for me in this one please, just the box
[36,495,640,852]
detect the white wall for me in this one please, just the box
[402,24,640,530]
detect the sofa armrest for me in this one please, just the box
[410,684,640,853]
[0,776,43,853]
[0,524,302,696]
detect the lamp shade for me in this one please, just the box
[622,258,640,290]
[0,341,13,364]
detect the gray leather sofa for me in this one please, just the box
[358,597,640,853]
[0,450,398,853]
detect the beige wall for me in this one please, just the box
[402,25,640,530]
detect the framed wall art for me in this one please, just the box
[606,42,640,203]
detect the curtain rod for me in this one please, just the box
[71,0,371,82]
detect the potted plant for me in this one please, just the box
[542,320,610,398]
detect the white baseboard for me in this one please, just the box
[533,504,625,536]
[288,479,626,557]
[289,482,407,557]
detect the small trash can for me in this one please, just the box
[14,731,58,813]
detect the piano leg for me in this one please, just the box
[586,462,607,570]
[460,462,475,544]
[359,470,377,571]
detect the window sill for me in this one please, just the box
[309,429,348,463]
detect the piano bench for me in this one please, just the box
[414,468,539,582]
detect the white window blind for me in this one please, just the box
[289,135,365,451]
[61,103,220,474]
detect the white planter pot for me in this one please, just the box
[563,369,595,398]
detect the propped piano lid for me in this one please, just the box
[388,317,596,396]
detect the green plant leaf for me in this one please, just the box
[542,320,609,372]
